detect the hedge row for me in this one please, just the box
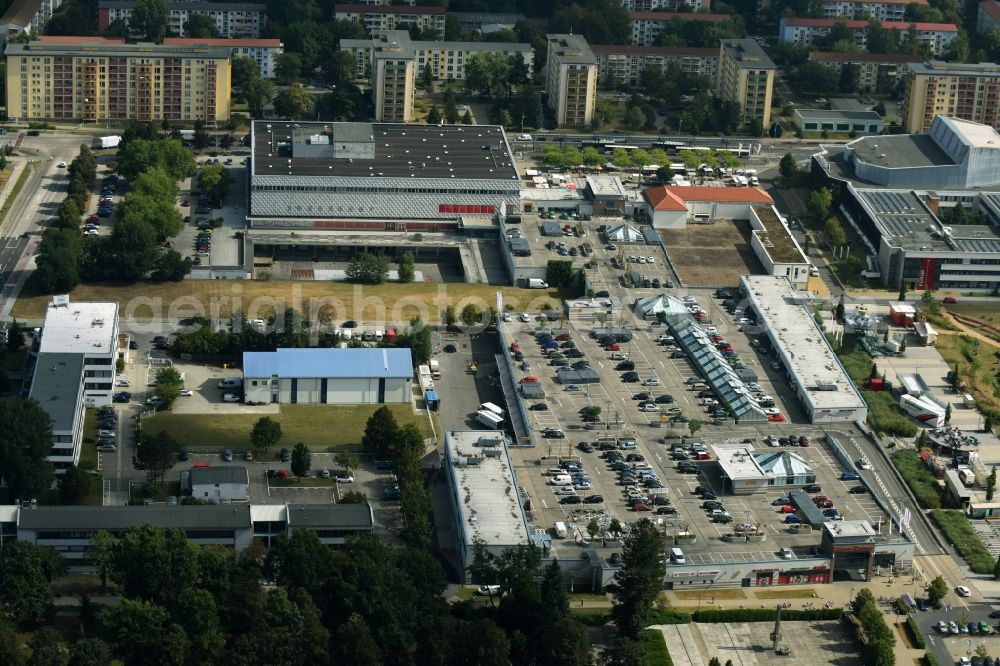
[930,509,997,574]
[895,597,909,616]
[891,449,942,509]
[907,616,926,649]
[690,608,843,623]
[640,628,673,666]
[923,652,938,666]
[646,609,692,625]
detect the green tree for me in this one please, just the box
[361,405,398,455]
[397,251,415,283]
[273,83,315,119]
[421,62,433,88]
[612,148,632,167]
[586,519,600,540]
[138,430,179,485]
[546,260,575,288]
[346,252,390,284]
[825,217,847,247]
[199,163,231,207]
[927,575,948,605]
[334,452,360,475]
[58,465,92,505]
[333,613,381,666]
[89,531,115,591]
[426,106,442,125]
[68,638,111,666]
[807,187,833,221]
[27,626,65,666]
[154,366,184,408]
[582,146,603,166]
[688,419,702,437]
[110,525,198,605]
[945,403,952,424]
[5,319,23,353]
[129,0,168,42]
[444,305,458,329]
[624,107,646,131]
[183,13,218,38]
[465,51,510,98]
[115,138,196,181]
[250,416,283,455]
[0,397,56,502]
[264,528,333,593]
[244,76,276,118]
[461,109,473,124]
[274,52,303,85]
[150,250,192,282]
[100,598,189,666]
[608,518,666,636]
[119,193,184,241]
[600,637,643,665]
[779,153,797,179]
[0,541,64,628]
[988,467,997,502]
[290,443,311,481]
[921,289,941,316]
[461,303,484,327]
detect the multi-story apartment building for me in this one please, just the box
[979,0,1000,32]
[629,11,730,46]
[98,1,267,39]
[592,44,719,87]
[0,0,63,38]
[449,12,524,35]
[335,4,445,38]
[621,0,704,11]
[545,33,598,129]
[343,30,533,84]
[356,31,417,121]
[27,300,120,471]
[809,51,921,95]
[901,61,1000,132]
[717,38,776,130]
[6,40,231,124]
[39,35,282,78]
[820,0,925,21]
[779,17,958,56]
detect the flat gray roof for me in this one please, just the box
[18,504,253,530]
[795,109,883,122]
[721,38,776,69]
[287,503,374,528]
[850,134,954,169]
[28,353,83,432]
[190,466,249,487]
[251,121,518,181]
[7,40,231,58]
[547,33,596,65]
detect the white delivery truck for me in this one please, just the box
[93,135,122,150]
[527,278,549,289]
[429,359,441,379]
[476,410,503,429]
[554,521,568,538]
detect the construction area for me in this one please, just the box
[659,219,765,286]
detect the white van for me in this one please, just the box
[548,474,572,486]
[554,521,568,538]
[218,377,242,389]
[670,548,685,564]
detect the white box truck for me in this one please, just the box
[93,135,121,149]
[554,521,568,538]
[527,278,549,289]
[476,410,503,429]
[429,359,441,379]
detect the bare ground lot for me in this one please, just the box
[660,219,765,286]
[657,619,857,666]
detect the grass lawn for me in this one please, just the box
[11,278,568,321]
[892,449,942,509]
[754,588,819,599]
[143,403,435,450]
[929,509,996,574]
[454,586,477,602]
[0,163,30,230]
[832,334,916,436]
[639,628,672,666]
[79,409,100,470]
[935,334,1000,422]
[675,589,746,600]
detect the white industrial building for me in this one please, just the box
[190,466,249,503]
[444,430,531,576]
[29,299,120,471]
[713,445,769,494]
[242,348,413,404]
[739,276,868,423]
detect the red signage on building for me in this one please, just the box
[917,258,937,290]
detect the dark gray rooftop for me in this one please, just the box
[28,353,83,432]
[18,504,253,530]
[547,33,596,65]
[287,503,373,528]
[99,1,266,11]
[795,109,884,121]
[721,38,776,70]
[850,134,954,169]
[251,121,518,181]
[190,466,249,487]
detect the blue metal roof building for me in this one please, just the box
[242,348,414,404]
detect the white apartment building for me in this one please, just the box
[820,0,925,21]
[98,1,268,39]
[778,17,957,56]
[592,44,719,86]
[29,299,120,470]
[621,0,703,11]
[545,33,598,128]
[629,11,731,46]
[164,38,283,78]
[335,3,445,38]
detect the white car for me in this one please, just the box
[98,428,115,437]
[956,585,971,597]
[179,389,193,397]
[222,392,241,403]
[335,474,354,483]
[642,377,660,386]
[738,318,753,325]
[637,256,646,264]
[646,257,655,264]
[554,486,576,495]
[502,312,511,322]
[146,395,164,405]
[609,352,626,360]
[57,161,66,168]
[574,481,592,490]
[858,458,872,470]
[640,403,660,412]
[519,313,530,322]
[84,229,99,236]
[779,547,793,559]
[516,134,532,141]
[116,377,131,387]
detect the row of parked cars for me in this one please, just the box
[545,458,601,506]
[602,447,671,514]
[95,406,117,452]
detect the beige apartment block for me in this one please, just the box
[901,61,1000,133]
[6,40,231,123]
[545,33,597,129]
[717,38,776,130]
[370,33,416,122]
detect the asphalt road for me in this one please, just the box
[0,235,29,287]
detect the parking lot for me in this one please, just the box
[658,619,856,665]
[500,288,890,562]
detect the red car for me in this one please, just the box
[86,213,100,223]
[555,333,571,341]
[942,296,958,304]
[813,496,831,504]
[632,503,652,511]
[606,343,621,352]
[816,500,834,509]
[767,414,786,422]
[780,505,796,514]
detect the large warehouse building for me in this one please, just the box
[242,348,413,404]
[739,276,868,423]
[247,120,521,226]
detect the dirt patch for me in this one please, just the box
[660,218,765,286]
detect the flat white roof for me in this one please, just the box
[447,430,530,548]
[822,520,877,537]
[39,300,118,355]
[712,445,768,481]
[741,276,866,412]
